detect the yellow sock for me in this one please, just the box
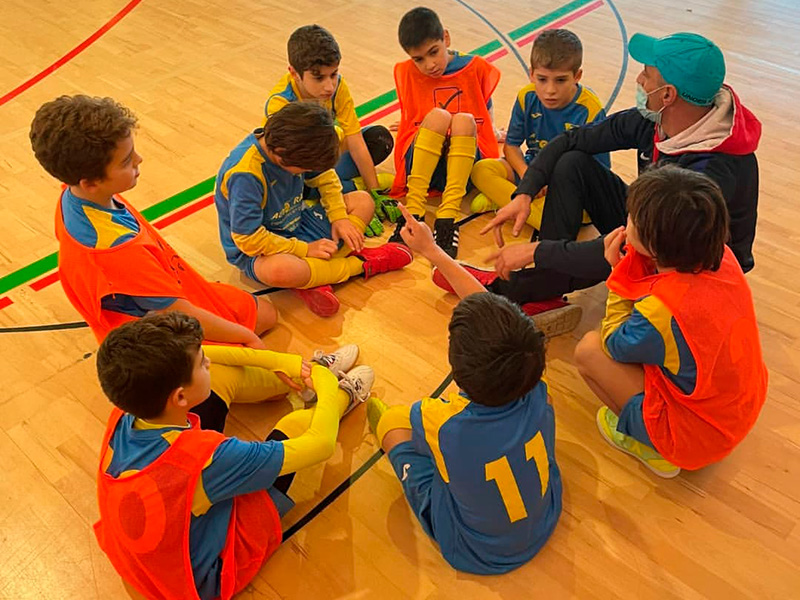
[471,158,515,206]
[405,128,445,217]
[471,158,547,229]
[302,256,364,288]
[438,135,477,220]
[209,363,289,405]
[272,388,351,438]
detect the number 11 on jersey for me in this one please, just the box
[484,432,550,523]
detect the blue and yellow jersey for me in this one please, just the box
[104,413,286,600]
[213,131,347,268]
[506,83,609,167]
[601,291,698,394]
[409,383,562,574]
[264,72,361,140]
[60,189,175,316]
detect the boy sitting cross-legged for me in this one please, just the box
[214,101,412,317]
[367,204,562,574]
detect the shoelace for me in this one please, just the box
[339,372,364,401]
[313,350,334,367]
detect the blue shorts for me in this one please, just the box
[617,392,655,448]
[387,441,436,539]
[404,139,482,193]
[241,203,333,283]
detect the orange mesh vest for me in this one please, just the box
[390,56,500,195]
[94,409,282,599]
[606,247,768,469]
[55,192,257,343]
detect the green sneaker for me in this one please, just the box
[366,396,389,437]
[596,407,681,479]
[470,192,498,214]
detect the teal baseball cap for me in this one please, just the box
[629,32,725,106]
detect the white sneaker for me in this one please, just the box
[312,344,359,377]
[338,365,375,416]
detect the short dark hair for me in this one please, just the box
[96,312,203,419]
[627,165,729,273]
[398,7,444,51]
[262,101,339,170]
[29,95,137,185]
[448,293,546,407]
[530,29,583,73]
[288,25,341,75]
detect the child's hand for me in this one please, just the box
[308,239,338,259]
[370,190,401,223]
[603,226,627,267]
[397,203,433,255]
[332,219,365,252]
[495,127,507,143]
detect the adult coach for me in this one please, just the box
[480,31,762,307]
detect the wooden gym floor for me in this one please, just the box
[0,0,798,597]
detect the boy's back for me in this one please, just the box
[407,383,561,573]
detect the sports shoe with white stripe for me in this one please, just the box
[434,218,459,258]
[312,344,359,377]
[338,365,375,416]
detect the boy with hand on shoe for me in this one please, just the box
[388,6,501,258]
[214,102,412,317]
[265,24,399,236]
[94,312,375,599]
[30,95,276,346]
[367,206,562,574]
[574,166,767,478]
[470,29,609,232]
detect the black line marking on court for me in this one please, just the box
[0,321,89,333]
[282,370,454,541]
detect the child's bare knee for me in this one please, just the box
[255,298,278,333]
[450,112,476,136]
[346,190,374,219]
[574,331,603,372]
[421,108,452,133]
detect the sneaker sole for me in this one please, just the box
[595,409,681,479]
[293,289,340,318]
[529,304,583,339]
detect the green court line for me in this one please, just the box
[0,0,596,297]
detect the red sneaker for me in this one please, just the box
[431,264,498,294]
[521,299,582,338]
[352,243,413,280]
[292,285,340,317]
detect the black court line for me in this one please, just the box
[283,371,455,541]
[0,320,89,333]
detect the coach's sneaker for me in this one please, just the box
[338,365,375,417]
[433,218,459,259]
[366,396,389,437]
[432,263,498,294]
[292,285,340,318]
[312,344,359,377]
[521,298,582,338]
[388,213,425,244]
[351,243,413,280]
[470,192,498,214]
[596,407,681,479]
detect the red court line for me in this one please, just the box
[0,297,13,310]
[153,195,214,229]
[486,48,509,62]
[0,0,144,107]
[30,271,60,292]
[516,0,604,47]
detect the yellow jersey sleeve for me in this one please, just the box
[333,77,361,137]
[305,170,348,222]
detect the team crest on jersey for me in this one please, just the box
[530,112,542,119]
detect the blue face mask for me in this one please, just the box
[635,84,667,123]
